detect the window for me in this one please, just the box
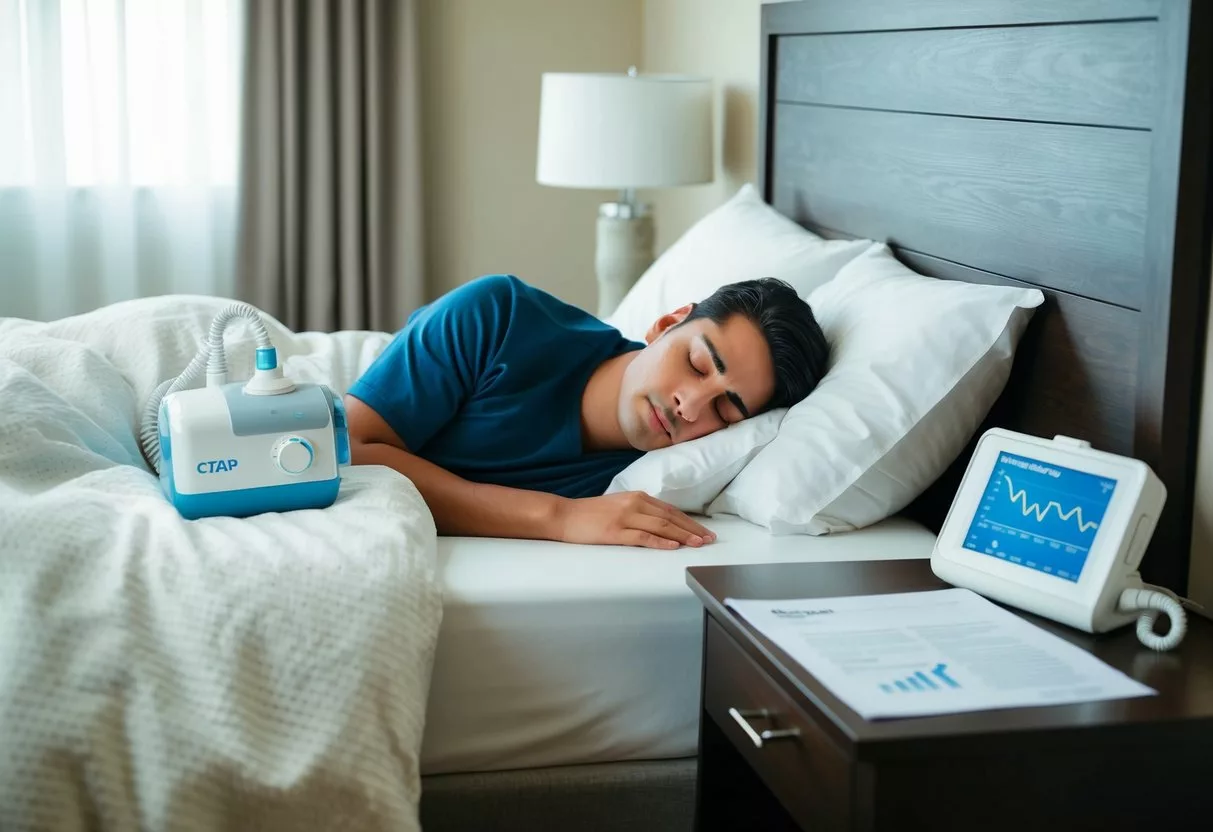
[0,0,243,321]
[1,0,240,187]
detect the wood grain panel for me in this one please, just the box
[764,0,1160,35]
[775,22,1156,128]
[897,251,1139,454]
[772,104,1150,307]
[760,0,1211,591]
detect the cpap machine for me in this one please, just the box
[139,303,350,520]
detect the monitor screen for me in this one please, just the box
[963,451,1117,582]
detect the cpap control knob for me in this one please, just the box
[273,435,314,475]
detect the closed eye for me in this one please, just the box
[691,352,732,421]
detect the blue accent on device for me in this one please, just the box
[163,475,341,521]
[159,400,178,503]
[323,387,351,466]
[158,399,173,463]
[256,347,277,370]
[963,451,1117,583]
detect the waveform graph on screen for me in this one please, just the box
[964,452,1117,582]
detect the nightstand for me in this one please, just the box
[687,560,1213,831]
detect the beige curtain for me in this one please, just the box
[236,0,424,333]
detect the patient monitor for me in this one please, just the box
[933,428,1187,651]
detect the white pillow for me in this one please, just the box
[708,243,1045,534]
[605,409,785,513]
[605,183,871,341]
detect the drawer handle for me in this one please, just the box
[727,707,801,748]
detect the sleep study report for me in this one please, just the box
[724,589,1154,720]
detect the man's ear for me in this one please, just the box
[645,303,695,344]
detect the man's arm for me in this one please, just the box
[345,395,715,549]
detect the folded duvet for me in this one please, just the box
[0,296,441,831]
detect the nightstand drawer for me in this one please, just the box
[703,616,851,829]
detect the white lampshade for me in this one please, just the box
[536,71,713,190]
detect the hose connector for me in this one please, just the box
[243,346,296,396]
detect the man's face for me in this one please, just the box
[617,307,776,452]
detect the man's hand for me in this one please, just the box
[553,491,717,550]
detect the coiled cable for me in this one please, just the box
[1118,585,1188,651]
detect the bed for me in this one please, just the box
[423,515,934,774]
[419,1,1213,830]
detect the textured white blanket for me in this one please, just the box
[0,297,441,831]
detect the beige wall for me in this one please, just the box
[418,0,785,308]
[642,0,789,253]
[640,0,762,253]
[418,0,642,311]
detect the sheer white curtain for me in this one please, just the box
[0,0,242,322]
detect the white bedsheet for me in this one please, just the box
[0,297,442,832]
[422,514,936,775]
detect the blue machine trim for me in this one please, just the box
[165,476,340,520]
[158,399,172,463]
[324,387,352,466]
[256,347,277,370]
[158,398,177,499]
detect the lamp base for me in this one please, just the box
[595,203,654,319]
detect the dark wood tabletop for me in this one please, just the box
[687,559,1213,761]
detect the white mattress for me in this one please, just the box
[419,514,936,775]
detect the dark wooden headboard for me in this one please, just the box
[759,0,1212,591]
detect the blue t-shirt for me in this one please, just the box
[348,274,644,498]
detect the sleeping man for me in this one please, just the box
[344,274,828,549]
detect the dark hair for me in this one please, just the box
[679,277,828,412]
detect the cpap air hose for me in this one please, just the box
[139,303,278,474]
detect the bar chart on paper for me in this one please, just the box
[879,663,961,694]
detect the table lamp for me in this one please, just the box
[536,67,713,318]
